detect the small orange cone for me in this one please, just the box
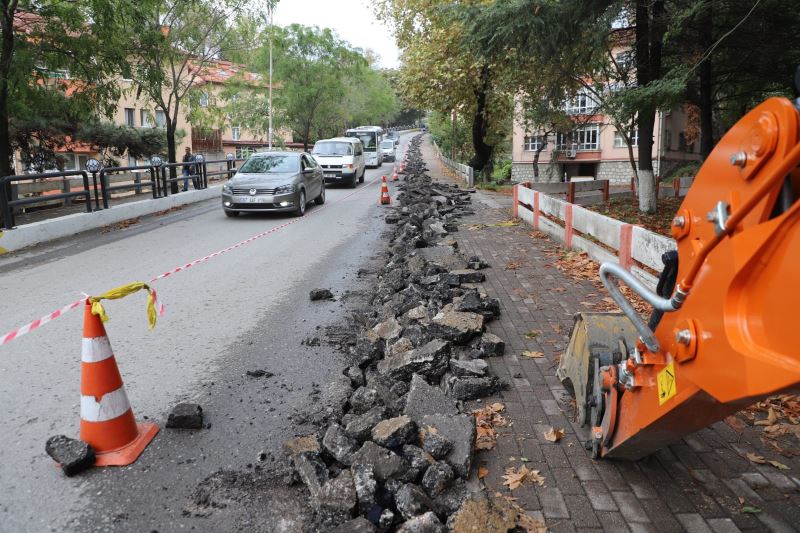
[379,176,391,205]
[392,167,399,182]
[79,300,158,466]
[400,161,406,173]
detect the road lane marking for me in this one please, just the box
[1,173,387,347]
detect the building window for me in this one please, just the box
[155,110,166,128]
[235,147,255,159]
[665,129,672,151]
[199,92,209,107]
[124,108,135,127]
[556,124,600,151]
[564,90,599,115]
[614,129,638,148]
[60,153,77,170]
[140,110,152,128]
[232,126,241,141]
[523,135,546,151]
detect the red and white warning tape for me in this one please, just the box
[1,175,384,347]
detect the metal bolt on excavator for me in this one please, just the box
[557,96,800,460]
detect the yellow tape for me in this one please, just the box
[89,282,158,330]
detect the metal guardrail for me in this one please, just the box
[432,139,474,188]
[0,156,245,229]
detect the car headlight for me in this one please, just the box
[274,184,296,194]
[222,183,232,194]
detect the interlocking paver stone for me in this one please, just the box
[420,137,800,532]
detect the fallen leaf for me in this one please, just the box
[524,330,541,339]
[755,407,779,426]
[478,467,489,479]
[502,466,530,490]
[492,219,520,227]
[544,427,565,443]
[527,469,546,486]
[520,457,530,462]
[522,351,545,358]
[741,506,762,514]
[746,453,766,464]
[769,460,790,470]
[490,402,505,413]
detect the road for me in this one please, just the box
[0,133,413,532]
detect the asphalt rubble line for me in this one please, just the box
[279,134,539,532]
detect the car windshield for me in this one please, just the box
[313,142,353,156]
[238,155,298,174]
[381,141,394,149]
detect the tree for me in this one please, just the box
[127,0,249,190]
[76,121,167,167]
[272,24,365,150]
[1,1,140,176]
[377,0,513,179]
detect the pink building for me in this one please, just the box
[511,99,702,184]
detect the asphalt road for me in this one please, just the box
[0,133,413,532]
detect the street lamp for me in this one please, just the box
[268,2,274,151]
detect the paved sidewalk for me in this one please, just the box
[420,137,800,532]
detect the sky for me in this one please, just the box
[272,0,400,69]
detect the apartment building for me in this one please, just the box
[46,59,288,174]
[511,96,701,184]
[511,27,700,184]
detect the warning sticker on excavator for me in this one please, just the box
[657,362,677,405]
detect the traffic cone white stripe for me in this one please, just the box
[81,336,114,363]
[81,387,131,423]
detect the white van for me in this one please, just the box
[312,137,366,188]
[380,139,397,162]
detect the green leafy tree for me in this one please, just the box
[377,0,514,180]
[0,0,141,175]
[126,0,250,190]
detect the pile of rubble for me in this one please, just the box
[286,135,508,532]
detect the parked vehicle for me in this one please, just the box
[386,131,400,146]
[311,137,366,187]
[345,126,383,168]
[221,152,324,218]
[380,139,397,162]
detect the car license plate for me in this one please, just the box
[324,173,337,178]
[236,196,273,203]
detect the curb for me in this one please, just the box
[0,186,222,254]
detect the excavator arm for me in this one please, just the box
[558,97,800,460]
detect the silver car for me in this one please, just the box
[221,152,325,217]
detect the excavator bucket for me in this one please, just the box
[557,313,638,432]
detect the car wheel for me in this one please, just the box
[224,210,239,218]
[315,183,326,205]
[358,168,365,183]
[349,173,357,188]
[294,190,306,217]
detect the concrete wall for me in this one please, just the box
[0,186,221,254]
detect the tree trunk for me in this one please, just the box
[0,3,16,180]
[635,0,665,214]
[166,119,178,194]
[469,67,493,181]
[698,3,714,159]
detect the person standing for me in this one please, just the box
[182,147,195,192]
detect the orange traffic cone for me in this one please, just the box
[400,161,406,173]
[392,167,399,182]
[79,300,158,466]
[379,176,391,205]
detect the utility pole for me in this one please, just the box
[268,2,274,150]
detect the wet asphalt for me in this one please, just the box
[0,134,412,532]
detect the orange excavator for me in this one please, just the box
[557,96,800,460]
